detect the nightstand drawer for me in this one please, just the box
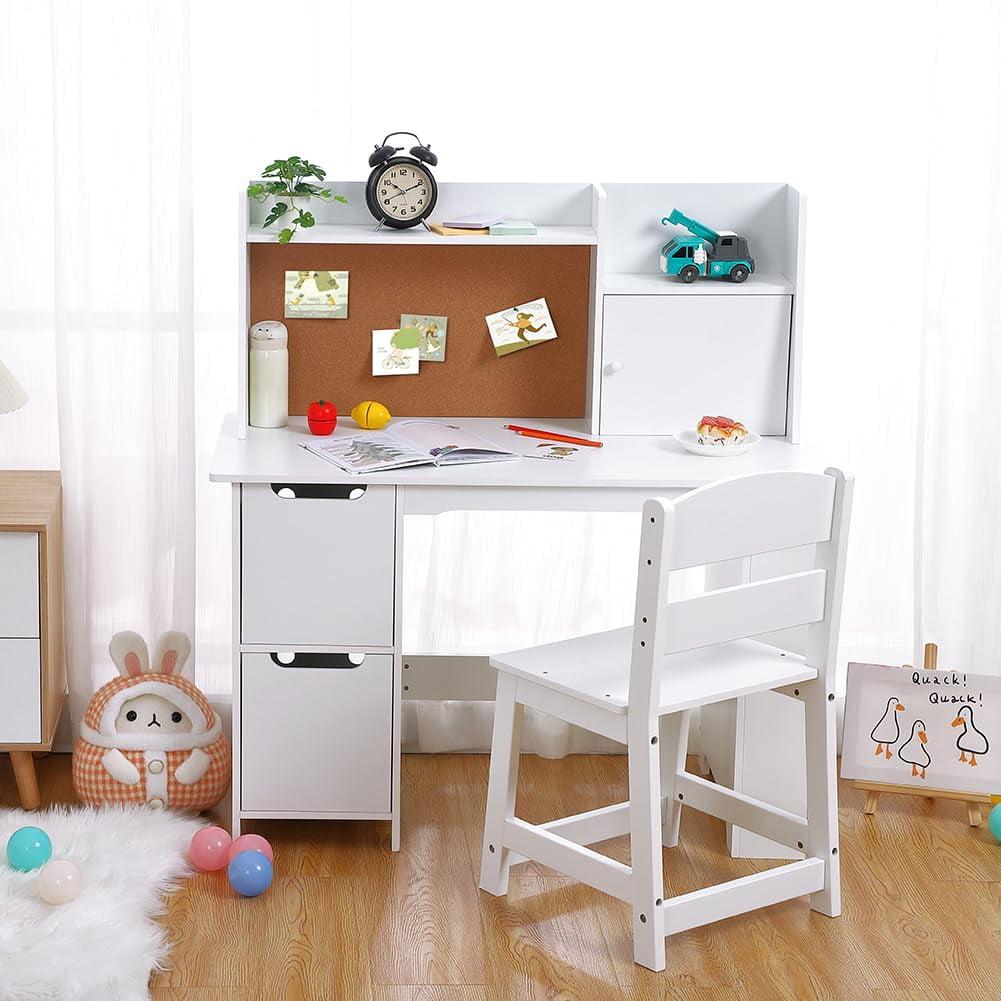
[0,638,41,743]
[241,651,393,814]
[0,532,40,638]
[241,483,396,647]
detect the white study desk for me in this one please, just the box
[211,415,821,505]
[211,415,831,857]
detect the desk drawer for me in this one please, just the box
[241,483,396,646]
[0,532,40,638]
[0,638,41,743]
[241,651,393,814]
[600,294,791,435]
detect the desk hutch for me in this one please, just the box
[212,181,823,857]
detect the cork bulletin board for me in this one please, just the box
[249,243,593,417]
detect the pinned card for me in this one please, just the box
[284,270,349,319]
[372,327,420,376]
[485,298,557,357]
[401,314,447,362]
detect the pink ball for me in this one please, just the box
[228,833,274,865]
[190,826,232,871]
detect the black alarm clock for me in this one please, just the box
[365,131,438,229]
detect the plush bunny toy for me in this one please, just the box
[72,630,231,811]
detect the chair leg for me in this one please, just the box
[659,709,691,849]
[628,714,666,971]
[803,679,841,916]
[479,673,524,896]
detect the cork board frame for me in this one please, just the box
[249,243,593,418]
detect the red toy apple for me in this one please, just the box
[307,400,337,436]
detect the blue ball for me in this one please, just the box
[227,849,273,897]
[988,803,1001,844]
[6,826,53,872]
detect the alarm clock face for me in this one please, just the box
[370,159,436,227]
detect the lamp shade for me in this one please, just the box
[0,358,28,415]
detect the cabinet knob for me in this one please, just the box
[606,361,623,375]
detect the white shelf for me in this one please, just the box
[603,272,794,296]
[246,223,597,247]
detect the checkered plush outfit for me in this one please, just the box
[73,653,231,811]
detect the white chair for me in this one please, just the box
[479,468,853,971]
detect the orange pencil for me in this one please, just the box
[502,424,603,448]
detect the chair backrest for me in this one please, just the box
[628,468,853,712]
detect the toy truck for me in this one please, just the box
[659,209,755,283]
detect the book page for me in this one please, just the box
[388,420,515,460]
[302,434,429,474]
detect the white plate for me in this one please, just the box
[676,428,761,457]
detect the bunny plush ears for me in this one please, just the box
[109,630,193,679]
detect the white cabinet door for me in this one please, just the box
[241,483,396,647]
[0,532,39,638]
[600,294,792,435]
[241,651,393,814]
[0,638,41,743]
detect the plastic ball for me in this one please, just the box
[189,826,233,871]
[228,833,274,865]
[227,849,274,898]
[988,803,1001,844]
[6,826,53,872]
[37,859,84,904]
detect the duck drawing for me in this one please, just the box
[897,719,931,779]
[870,696,905,758]
[951,706,989,766]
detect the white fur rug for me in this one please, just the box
[0,805,203,1001]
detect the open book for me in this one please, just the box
[300,420,519,474]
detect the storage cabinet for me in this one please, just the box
[0,472,65,810]
[600,294,792,436]
[241,482,396,647]
[241,651,394,814]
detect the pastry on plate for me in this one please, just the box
[696,415,748,447]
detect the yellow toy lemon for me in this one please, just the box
[350,400,392,430]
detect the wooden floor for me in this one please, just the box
[2,752,999,1001]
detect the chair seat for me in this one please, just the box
[490,628,817,715]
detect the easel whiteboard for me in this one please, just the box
[841,662,999,797]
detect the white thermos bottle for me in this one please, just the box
[249,320,289,428]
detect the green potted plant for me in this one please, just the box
[247,156,347,243]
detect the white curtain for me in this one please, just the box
[1,1,999,753]
[914,7,1001,671]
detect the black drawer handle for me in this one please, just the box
[271,483,368,500]
[270,652,366,669]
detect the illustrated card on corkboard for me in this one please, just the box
[401,313,447,362]
[284,270,349,319]
[841,662,1000,795]
[372,328,419,376]
[486,297,557,357]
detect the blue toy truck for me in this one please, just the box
[659,209,755,283]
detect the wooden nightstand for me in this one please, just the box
[0,471,65,810]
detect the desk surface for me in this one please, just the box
[211,416,830,491]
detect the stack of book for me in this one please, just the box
[429,214,538,237]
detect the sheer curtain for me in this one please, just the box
[1,2,206,734]
[1,1,998,752]
[914,6,1001,672]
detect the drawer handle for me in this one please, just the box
[605,360,623,375]
[271,483,368,501]
[270,652,366,669]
